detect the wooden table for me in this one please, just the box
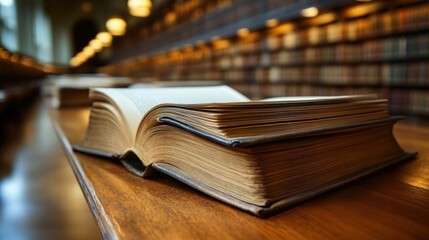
[49,106,429,240]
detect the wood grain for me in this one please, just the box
[49,107,429,240]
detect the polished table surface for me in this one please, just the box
[49,106,429,240]
[0,101,99,240]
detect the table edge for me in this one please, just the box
[47,106,119,240]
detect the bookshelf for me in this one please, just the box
[0,49,47,87]
[99,0,429,116]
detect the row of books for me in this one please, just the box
[244,1,429,52]
[0,47,47,87]
[113,34,429,77]
[213,39,425,69]
[215,32,429,60]
[0,46,48,120]
[120,0,380,59]
[224,64,386,84]
[261,62,429,85]
[108,1,429,71]
[130,61,429,87]
[210,2,264,29]
[124,0,429,59]
[290,2,429,47]
[389,89,429,115]
[118,32,429,72]
[101,1,429,117]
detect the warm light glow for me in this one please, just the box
[344,2,383,18]
[96,32,113,47]
[128,0,151,17]
[76,52,85,59]
[246,32,260,42]
[89,39,103,52]
[128,0,151,8]
[20,57,33,67]
[10,54,19,62]
[307,13,336,25]
[106,17,127,36]
[237,28,250,38]
[70,57,81,67]
[70,52,88,67]
[170,50,181,57]
[268,23,294,35]
[401,175,429,190]
[301,7,319,18]
[129,6,150,17]
[183,45,193,52]
[356,0,372,2]
[0,51,10,59]
[213,39,231,49]
[265,19,279,28]
[165,11,176,25]
[82,46,95,57]
[42,64,56,73]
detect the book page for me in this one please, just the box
[119,85,249,115]
[94,86,249,140]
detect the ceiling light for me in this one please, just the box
[128,0,151,17]
[70,57,82,67]
[106,17,127,36]
[89,39,103,52]
[82,46,95,57]
[344,2,382,18]
[129,6,150,17]
[237,28,250,38]
[96,32,113,47]
[301,7,319,18]
[128,0,151,8]
[265,19,279,28]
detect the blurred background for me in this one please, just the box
[0,0,428,239]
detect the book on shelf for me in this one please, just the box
[74,85,415,217]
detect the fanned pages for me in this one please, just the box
[75,85,415,217]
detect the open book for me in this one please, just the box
[75,85,415,217]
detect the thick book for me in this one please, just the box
[74,85,415,217]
